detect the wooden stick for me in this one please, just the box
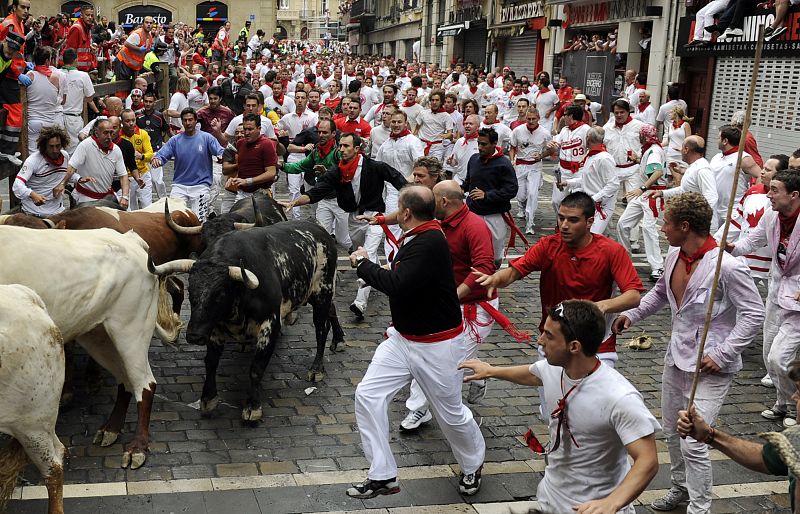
[687,25,765,408]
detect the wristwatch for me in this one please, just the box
[639,185,648,192]
[355,255,367,266]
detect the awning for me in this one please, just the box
[437,23,465,37]
[346,22,361,30]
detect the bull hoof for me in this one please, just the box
[93,429,120,447]
[241,406,263,421]
[121,450,147,469]
[200,396,220,416]
[285,311,299,325]
[307,369,326,383]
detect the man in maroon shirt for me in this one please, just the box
[473,191,644,368]
[222,113,277,198]
[197,85,235,145]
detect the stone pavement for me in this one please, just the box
[1,164,792,513]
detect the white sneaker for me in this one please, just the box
[400,409,432,431]
[467,380,487,404]
[651,487,689,510]
[784,416,798,428]
[761,374,774,387]
[722,27,744,38]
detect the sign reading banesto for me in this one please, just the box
[676,8,800,56]
[118,5,172,28]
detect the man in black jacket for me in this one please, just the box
[345,185,486,500]
[280,132,409,319]
[462,127,519,264]
[221,66,253,116]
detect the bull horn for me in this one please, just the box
[42,218,56,229]
[252,196,265,227]
[165,198,202,235]
[148,256,195,276]
[233,222,256,230]
[0,215,10,225]
[228,265,259,289]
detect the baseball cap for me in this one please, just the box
[131,88,143,96]
[4,31,24,51]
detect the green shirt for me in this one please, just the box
[762,442,794,510]
[283,147,340,177]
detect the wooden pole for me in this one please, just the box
[687,25,765,408]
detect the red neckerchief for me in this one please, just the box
[615,116,632,129]
[431,107,443,114]
[45,152,64,166]
[779,206,800,241]
[377,101,397,113]
[317,137,335,158]
[510,91,524,98]
[273,93,284,105]
[398,220,442,245]
[462,132,478,145]
[280,79,289,89]
[33,65,52,77]
[469,85,478,94]
[481,146,504,163]
[636,84,646,89]
[722,146,739,156]
[585,144,607,158]
[527,123,540,133]
[324,97,341,109]
[92,135,114,154]
[483,118,499,125]
[389,128,411,140]
[193,86,203,94]
[679,235,717,273]
[444,105,455,114]
[637,102,650,113]
[672,120,683,129]
[502,86,512,93]
[568,121,584,131]
[338,153,361,183]
[132,100,144,110]
[640,140,661,155]
[309,104,319,112]
[402,98,416,107]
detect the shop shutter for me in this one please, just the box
[502,32,537,80]
[463,26,488,70]
[707,57,800,160]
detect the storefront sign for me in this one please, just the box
[196,1,229,22]
[676,9,800,56]
[119,5,172,28]
[563,0,648,27]
[448,5,482,25]
[500,1,544,24]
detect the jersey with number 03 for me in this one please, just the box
[555,123,591,167]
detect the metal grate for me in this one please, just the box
[708,57,800,159]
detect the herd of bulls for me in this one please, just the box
[0,193,345,514]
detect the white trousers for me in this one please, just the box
[694,0,729,41]
[127,173,152,210]
[149,166,167,199]
[406,298,499,412]
[287,171,303,220]
[763,299,800,413]
[617,194,665,272]
[350,212,384,309]
[551,169,578,214]
[170,183,212,223]
[591,196,616,235]
[64,115,84,155]
[515,164,542,231]
[479,213,509,262]
[662,364,732,514]
[355,326,486,480]
[316,198,352,248]
[383,187,402,261]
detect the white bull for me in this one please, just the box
[0,226,181,470]
[0,284,65,514]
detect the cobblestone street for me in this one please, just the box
[3,165,792,513]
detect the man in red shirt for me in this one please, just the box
[222,113,277,199]
[0,0,29,162]
[473,191,643,368]
[335,95,372,140]
[63,5,96,72]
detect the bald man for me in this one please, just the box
[348,185,486,499]
[652,135,718,223]
[79,97,125,141]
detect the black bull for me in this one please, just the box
[151,221,345,421]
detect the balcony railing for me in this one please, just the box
[350,0,375,18]
[277,9,301,20]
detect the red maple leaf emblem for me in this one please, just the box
[747,207,765,228]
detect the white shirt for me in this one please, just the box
[632,104,657,127]
[510,124,551,170]
[400,102,424,131]
[68,137,127,198]
[656,99,688,124]
[602,117,645,169]
[663,122,688,161]
[266,94,296,116]
[480,121,512,151]
[369,125,390,159]
[662,157,718,211]
[529,361,660,514]
[533,89,559,128]
[224,114,276,140]
[13,150,69,215]
[555,123,591,172]
[710,150,752,226]
[447,135,479,184]
[278,109,319,163]
[639,145,667,186]
[62,68,94,115]
[187,88,209,111]
[568,150,619,203]
[168,91,190,127]
[415,110,454,142]
[487,89,513,120]
[375,133,424,176]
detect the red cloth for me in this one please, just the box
[236,135,278,192]
[615,116,633,129]
[510,120,526,130]
[557,85,573,104]
[91,135,114,153]
[197,105,235,135]
[324,97,341,110]
[678,235,718,273]
[402,98,416,108]
[317,137,336,158]
[441,204,497,303]
[33,65,52,78]
[779,206,800,242]
[481,146,504,163]
[338,153,361,183]
[335,117,372,137]
[510,234,645,353]
[745,132,764,168]
[389,128,411,140]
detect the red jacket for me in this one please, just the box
[65,19,95,71]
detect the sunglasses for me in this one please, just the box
[552,303,577,342]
